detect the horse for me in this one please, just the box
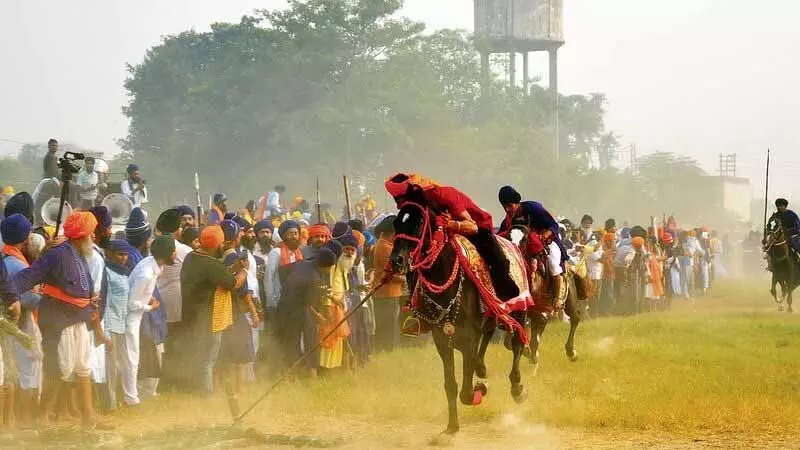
[389,201,528,434]
[764,216,800,312]
[508,226,581,373]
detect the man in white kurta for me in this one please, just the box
[124,236,175,405]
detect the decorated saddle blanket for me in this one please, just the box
[451,234,533,341]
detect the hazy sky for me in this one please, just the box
[1,0,798,199]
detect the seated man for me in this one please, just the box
[385,173,518,300]
[772,198,800,252]
[496,186,568,308]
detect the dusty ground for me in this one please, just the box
[4,280,800,449]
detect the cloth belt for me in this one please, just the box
[41,284,91,309]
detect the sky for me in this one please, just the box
[1,0,798,199]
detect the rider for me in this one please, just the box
[385,173,519,301]
[772,198,800,252]
[496,186,569,307]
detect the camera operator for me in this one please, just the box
[76,157,99,209]
[43,138,59,180]
[121,164,148,208]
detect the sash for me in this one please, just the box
[41,284,91,309]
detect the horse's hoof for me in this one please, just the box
[778,305,784,312]
[531,363,539,377]
[789,306,794,313]
[566,348,579,362]
[511,385,528,404]
[442,426,459,435]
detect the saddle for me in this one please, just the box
[406,235,533,342]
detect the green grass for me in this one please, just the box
[73,280,800,446]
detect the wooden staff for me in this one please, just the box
[763,148,771,240]
[343,175,352,221]
[316,177,323,225]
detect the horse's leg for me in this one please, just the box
[433,332,459,434]
[564,280,580,362]
[474,318,495,380]
[509,314,527,403]
[788,287,794,313]
[458,336,479,406]
[528,311,548,376]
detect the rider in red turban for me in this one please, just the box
[63,211,98,240]
[385,172,517,301]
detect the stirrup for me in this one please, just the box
[401,316,423,338]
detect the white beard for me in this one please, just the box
[338,255,356,272]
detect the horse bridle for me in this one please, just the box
[393,201,460,294]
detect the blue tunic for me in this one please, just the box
[11,243,96,378]
[498,201,569,266]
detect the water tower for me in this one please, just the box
[474,0,564,157]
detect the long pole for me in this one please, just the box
[343,175,352,221]
[763,148,770,239]
[194,172,204,225]
[233,277,389,424]
[315,177,322,224]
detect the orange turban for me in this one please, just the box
[352,230,365,249]
[385,173,439,198]
[631,236,645,249]
[63,211,98,239]
[308,224,331,239]
[603,232,616,243]
[200,225,225,250]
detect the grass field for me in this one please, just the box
[13,279,800,449]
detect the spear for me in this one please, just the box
[763,148,771,240]
[194,172,204,224]
[316,177,323,225]
[343,175,352,221]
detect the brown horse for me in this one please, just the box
[389,200,528,434]
[508,226,581,373]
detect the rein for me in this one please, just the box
[394,201,460,293]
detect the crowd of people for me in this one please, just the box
[0,158,762,433]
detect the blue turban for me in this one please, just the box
[332,222,351,240]
[126,164,139,174]
[4,192,34,224]
[338,233,358,249]
[315,248,337,268]
[90,205,112,229]
[324,240,343,259]
[175,205,195,219]
[278,220,300,240]
[232,215,251,231]
[254,220,274,235]
[108,239,132,253]
[1,214,32,245]
[220,219,240,242]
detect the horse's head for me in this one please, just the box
[389,201,431,274]
[765,216,785,249]
[509,224,530,248]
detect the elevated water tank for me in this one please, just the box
[474,0,564,53]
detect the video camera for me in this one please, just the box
[57,151,85,182]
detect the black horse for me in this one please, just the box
[390,201,528,434]
[764,216,800,312]
[507,226,581,372]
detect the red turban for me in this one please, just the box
[352,230,365,249]
[662,232,673,245]
[200,225,225,250]
[308,224,331,239]
[63,211,98,239]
